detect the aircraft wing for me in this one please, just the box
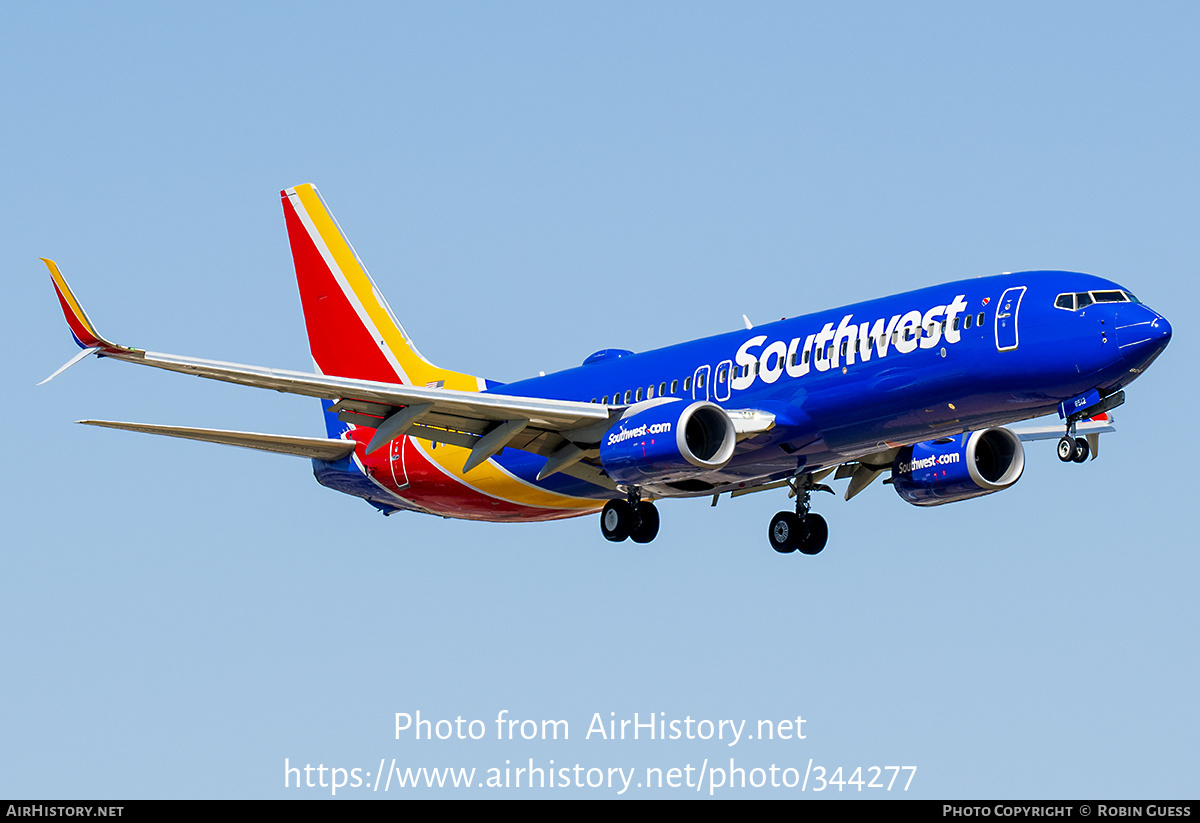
[41,259,618,474]
[43,260,793,481]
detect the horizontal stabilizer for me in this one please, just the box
[78,420,357,461]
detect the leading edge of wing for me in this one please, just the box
[112,349,613,431]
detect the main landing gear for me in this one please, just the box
[1056,419,1090,464]
[600,489,660,544]
[768,475,832,556]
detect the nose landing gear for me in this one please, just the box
[1056,389,1123,464]
[1056,415,1092,464]
[1056,434,1090,463]
[768,475,832,555]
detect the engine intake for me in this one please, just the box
[892,427,1025,506]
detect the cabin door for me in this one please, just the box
[995,286,1027,352]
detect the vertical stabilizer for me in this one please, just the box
[280,184,481,391]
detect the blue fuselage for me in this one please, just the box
[491,271,1170,497]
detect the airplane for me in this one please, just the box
[40,184,1172,555]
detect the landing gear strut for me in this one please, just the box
[768,475,831,556]
[1056,421,1090,464]
[600,488,660,543]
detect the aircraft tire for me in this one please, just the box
[769,511,801,554]
[798,513,828,555]
[1072,436,1090,463]
[1057,436,1075,462]
[630,502,660,544]
[601,500,633,542]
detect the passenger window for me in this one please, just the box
[977,312,985,325]
[647,385,654,399]
[659,382,667,396]
[803,349,810,364]
[964,314,973,330]
[718,367,727,384]
[952,318,959,331]
[670,380,677,394]
[635,388,643,402]
[684,376,692,391]
[840,341,847,356]
[601,396,609,404]
[624,390,631,404]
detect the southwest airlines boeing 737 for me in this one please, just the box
[41,184,1172,555]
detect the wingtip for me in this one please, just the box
[41,259,135,357]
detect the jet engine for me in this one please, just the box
[599,401,736,485]
[891,427,1025,506]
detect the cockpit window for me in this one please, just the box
[1054,289,1135,310]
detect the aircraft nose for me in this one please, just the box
[1119,305,1171,369]
[1152,312,1172,346]
[1143,307,1172,350]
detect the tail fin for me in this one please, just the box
[281,184,481,392]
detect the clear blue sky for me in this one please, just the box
[2,1,1196,798]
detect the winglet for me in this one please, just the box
[40,259,139,384]
[41,258,118,350]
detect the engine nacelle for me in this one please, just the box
[891,427,1025,507]
[599,401,736,485]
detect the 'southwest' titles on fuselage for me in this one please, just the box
[731,294,971,389]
